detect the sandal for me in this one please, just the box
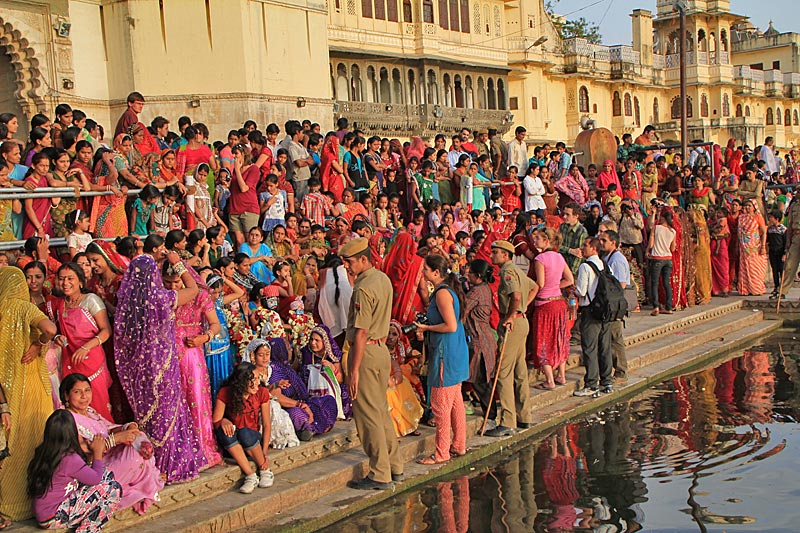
[554,378,567,386]
[450,447,471,457]
[534,382,556,390]
[409,430,421,436]
[0,517,10,531]
[417,455,448,465]
[425,418,437,428]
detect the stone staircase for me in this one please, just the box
[14,298,781,533]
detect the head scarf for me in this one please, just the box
[113,133,131,152]
[388,320,411,364]
[381,231,426,324]
[597,159,621,192]
[712,144,724,178]
[368,234,384,270]
[267,337,290,365]
[554,167,589,204]
[243,338,269,363]
[0,266,29,302]
[300,324,343,367]
[406,136,426,161]
[323,135,340,159]
[292,255,314,296]
[87,240,128,274]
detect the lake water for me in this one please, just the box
[323,331,800,533]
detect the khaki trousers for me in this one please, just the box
[779,239,800,296]
[496,317,531,428]
[349,345,403,483]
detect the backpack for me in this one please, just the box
[585,260,629,322]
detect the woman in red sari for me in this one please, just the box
[381,231,428,324]
[499,166,522,213]
[53,263,114,422]
[337,187,368,224]
[737,200,767,296]
[595,159,621,204]
[727,199,741,292]
[320,135,345,202]
[709,208,731,297]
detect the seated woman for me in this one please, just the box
[244,340,299,450]
[255,338,338,441]
[212,362,274,495]
[299,325,352,420]
[387,320,425,405]
[29,410,122,533]
[60,374,163,515]
[386,336,424,438]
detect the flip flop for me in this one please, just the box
[417,455,448,465]
[0,518,10,531]
[554,378,567,386]
[450,447,471,457]
[534,382,556,390]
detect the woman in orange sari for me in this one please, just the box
[320,135,345,203]
[737,199,767,296]
[90,142,128,238]
[381,231,428,324]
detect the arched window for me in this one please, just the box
[736,103,743,117]
[745,105,750,117]
[720,29,728,51]
[427,69,439,105]
[671,95,693,118]
[497,79,506,110]
[422,0,433,23]
[391,68,403,103]
[578,86,589,113]
[700,93,709,117]
[367,66,378,102]
[379,67,391,103]
[454,74,464,108]
[612,91,621,116]
[766,107,774,125]
[350,65,363,102]
[403,0,413,22]
[477,77,486,109]
[785,108,791,126]
[634,96,641,126]
[698,29,707,52]
[443,73,452,107]
[407,69,417,105]
[624,93,632,116]
[487,78,497,109]
[777,107,783,125]
[465,75,474,108]
[722,94,730,117]
[336,63,349,101]
[794,109,799,125]
[653,98,660,123]
[448,0,458,30]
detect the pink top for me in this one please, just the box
[533,250,566,305]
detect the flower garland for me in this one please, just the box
[287,307,316,349]
[252,307,286,340]
[223,307,256,356]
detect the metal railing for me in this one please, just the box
[0,186,142,252]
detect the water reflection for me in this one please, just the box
[327,344,800,533]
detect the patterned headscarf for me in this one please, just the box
[300,324,343,367]
[267,337,291,365]
[86,240,128,275]
[243,338,269,363]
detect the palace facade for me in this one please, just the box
[1,0,799,148]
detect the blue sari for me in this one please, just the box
[238,242,274,284]
[204,296,234,399]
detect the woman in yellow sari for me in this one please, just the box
[385,320,424,437]
[90,142,129,238]
[690,206,712,304]
[0,267,57,524]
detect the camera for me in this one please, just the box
[401,312,429,336]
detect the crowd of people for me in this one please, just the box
[0,93,796,531]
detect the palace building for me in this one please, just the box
[1,0,798,148]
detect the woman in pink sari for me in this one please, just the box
[405,136,426,161]
[320,135,345,202]
[62,374,164,515]
[163,263,223,470]
[53,263,113,422]
[737,200,767,296]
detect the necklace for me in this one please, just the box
[65,294,82,308]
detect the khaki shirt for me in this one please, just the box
[789,199,800,231]
[498,261,531,315]
[346,266,393,344]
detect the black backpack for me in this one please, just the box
[585,259,629,322]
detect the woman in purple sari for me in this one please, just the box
[114,252,206,483]
[258,338,337,441]
[299,325,352,420]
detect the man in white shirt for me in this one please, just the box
[523,169,546,217]
[599,229,630,382]
[447,135,469,171]
[758,136,780,177]
[573,237,613,397]
[507,126,529,176]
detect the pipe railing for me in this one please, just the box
[0,187,141,251]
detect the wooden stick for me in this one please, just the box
[480,332,508,436]
[777,269,785,314]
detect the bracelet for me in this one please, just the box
[95,335,102,347]
[172,262,188,276]
[105,433,116,450]
[0,403,9,415]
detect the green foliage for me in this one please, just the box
[546,1,603,45]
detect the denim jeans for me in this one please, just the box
[215,426,261,451]
[649,259,673,310]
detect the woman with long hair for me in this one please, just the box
[114,252,206,483]
[527,228,574,388]
[381,231,428,324]
[22,126,52,167]
[463,259,498,423]
[48,148,92,239]
[60,374,163,515]
[317,253,352,345]
[412,254,469,465]
[28,410,122,532]
[205,273,243,397]
[737,199,768,296]
[191,162,215,230]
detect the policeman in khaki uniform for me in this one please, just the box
[779,196,800,298]
[486,240,534,437]
[340,237,403,490]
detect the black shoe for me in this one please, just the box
[599,385,613,395]
[347,476,394,491]
[484,425,515,437]
[298,429,313,441]
[391,473,405,482]
[517,422,534,429]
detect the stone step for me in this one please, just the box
[10,300,760,533]
[263,317,783,533]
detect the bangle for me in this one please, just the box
[173,262,188,276]
[0,403,9,415]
